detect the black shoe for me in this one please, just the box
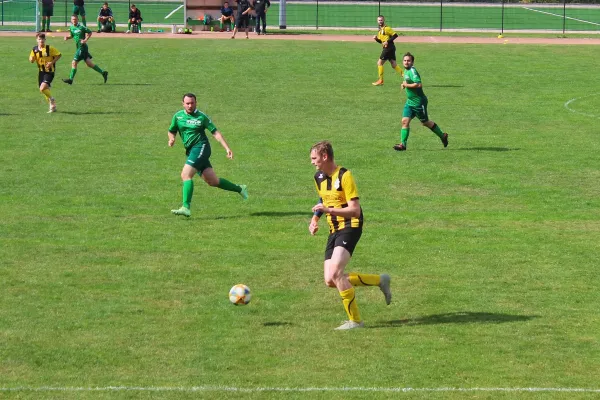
[97,29,101,33]
[62,78,73,85]
[441,132,449,148]
[393,143,406,151]
[102,71,108,83]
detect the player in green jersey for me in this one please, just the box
[394,52,448,151]
[168,93,248,217]
[62,14,108,85]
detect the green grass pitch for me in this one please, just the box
[1,36,600,399]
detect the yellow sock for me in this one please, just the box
[377,65,384,80]
[340,287,361,322]
[348,273,381,287]
[394,65,404,77]
[41,88,52,102]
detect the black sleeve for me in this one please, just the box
[265,0,270,7]
[387,33,398,43]
[375,38,382,43]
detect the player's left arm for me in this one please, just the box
[265,0,270,10]
[211,129,234,159]
[312,172,361,219]
[29,49,36,63]
[46,48,62,69]
[81,28,92,44]
[384,27,398,47]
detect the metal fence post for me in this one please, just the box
[316,0,318,30]
[501,0,505,35]
[279,0,286,29]
[563,0,566,34]
[439,0,443,32]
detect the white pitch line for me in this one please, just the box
[2,386,600,393]
[564,93,600,119]
[523,7,600,27]
[165,4,184,19]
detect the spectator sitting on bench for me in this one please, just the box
[97,2,115,32]
[218,1,234,32]
[126,4,142,33]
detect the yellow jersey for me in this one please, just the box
[314,166,364,233]
[376,25,397,47]
[30,45,61,73]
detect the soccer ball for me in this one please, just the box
[178,28,183,33]
[229,284,251,305]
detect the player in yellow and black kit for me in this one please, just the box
[372,15,403,86]
[29,32,61,113]
[309,141,392,330]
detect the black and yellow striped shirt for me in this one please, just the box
[314,166,364,233]
[30,45,61,73]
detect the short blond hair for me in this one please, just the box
[310,141,334,159]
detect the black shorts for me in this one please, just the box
[236,13,249,28]
[379,45,397,61]
[38,71,55,87]
[324,228,362,260]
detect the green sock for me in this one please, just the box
[92,65,104,74]
[47,20,51,30]
[182,179,194,209]
[401,128,410,146]
[98,21,102,30]
[138,21,142,30]
[112,20,116,31]
[43,19,47,30]
[217,178,241,193]
[220,21,223,29]
[128,22,131,30]
[429,123,444,139]
[69,68,77,80]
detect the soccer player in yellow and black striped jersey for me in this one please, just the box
[29,32,61,113]
[372,15,403,86]
[309,141,392,330]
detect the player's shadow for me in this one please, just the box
[371,312,538,328]
[457,147,520,152]
[93,83,152,86]
[429,84,464,88]
[263,322,293,327]
[250,211,308,217]
[60,111,127,115]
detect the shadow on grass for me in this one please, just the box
[456,147,520,152]
[263,322,293,327]
[371,312,538,328]
[429,85,464,88]
[250,211,308,217]
[92,83,152,86]
[60,111,127,115]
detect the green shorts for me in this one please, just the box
[403,101,429,123]
[73,45,92,62]
[42,5,54,16]
[72,5,86,16]
[185,143,212,173]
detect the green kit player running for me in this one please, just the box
[168,93,248,217]
[62,14,108,85]
[394,52,448,151]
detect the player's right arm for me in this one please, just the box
[167,114,178,147]
[309,197,323,235]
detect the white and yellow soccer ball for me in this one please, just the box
[229,284,251,305]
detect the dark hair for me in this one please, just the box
[131,3,136,7]
[36,32,46,39]
[403,52,415,62]
[310,141,334,160]
[103,2,108,5]
[182,93,197,101]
